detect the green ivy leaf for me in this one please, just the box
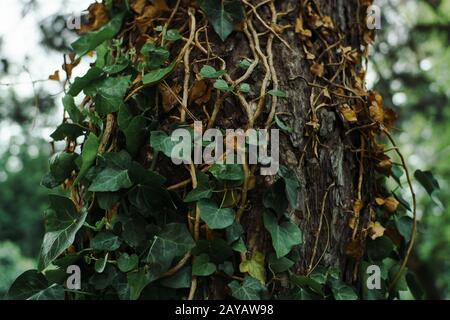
[231,238,247,254]
[275,115,293,133]
[104,150,133,169]
[239,251,266,284]
[89,167,133,192]
[50,123,85,141]
[87,75,132,115]
[199,0,244,41]
[228,276,266,300]
[367,236,394,261]
[330,279,358,300]
[128,185,176,218]
[393,192,411,212]
[414,169,443,209]
[395,216,414,241]
[7,270,48,300]
[209,163,244,182]
[150,130,176,157]
[90,232,122,251]
[268,89,287,97]
[41,172,61,189]
[95,42,109,68]
[192,254,217,276]
[123,115,147,157]
[406,272,424,300]
[164,29,182,41]
[49,151,78,184]
[127,270,152,300]
[193,239,234,264]
[150,130,191,163]
[97,192,120,210]
[391,164,404,186]
[121,216,147,248]
[103,57,129,74]
[62,95,84,124]
[198,199,235,229]
[144,223,195,280]
[161,267,192,289]
[72,13,125,56]
[95,253,109,273]
[68,67,103,97]
[38,195,88,271]
[239,83,250,93]
[238,59,252,70]
[218,261,234,276]
[290,274,324,296]
[414,169,440,196]
[268,254,294,274]
[263,179,288,216]
[279,165,300,209]
[213,79,232,92]
[74,133,100,185]
[263,211,302,258]
[141,43,170,69]
[27,284,65,300]
[117,253,139,273]
[184,171,213,202]
[200,65,226,79]
[142,62,177,85]
[225,222,244,244]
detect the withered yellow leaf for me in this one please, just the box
[310,63,324,77]
[383,196,399,214]
[369,221,386,240]
[49,70,60,81]
[339,104,358,123]
[80,3,108,33]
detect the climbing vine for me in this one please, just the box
[6,0,439,300]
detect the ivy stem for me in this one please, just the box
[383,128,417,292]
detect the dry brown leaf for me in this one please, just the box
[376,158,392,175]
[159,83,181,113]
[369,221,386,240]
[375,197,385,206]
[339,104,358,123]
[363,31,374,45]
[322,16,334,29]
[345,240,363,258]
[349,199,363,229]
[384,196,399,214]
[189,80,211,105]
[136,0,169,33]
[369,103,384,123]
[383,108,398,129]
[306,52,315,60]
[80,3,108,33]
[49,70,60,81]
[310,63,324,77]
[354,200,363,216]
[295,18,312,39]
[129,0,146,14]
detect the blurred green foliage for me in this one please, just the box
[0,241,35,296]
[372,0,450,299]
[0,139,50,257]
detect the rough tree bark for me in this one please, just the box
[196,0,375,298]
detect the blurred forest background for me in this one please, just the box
[0,0,449,299]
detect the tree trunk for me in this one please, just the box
[191,0,376,298]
